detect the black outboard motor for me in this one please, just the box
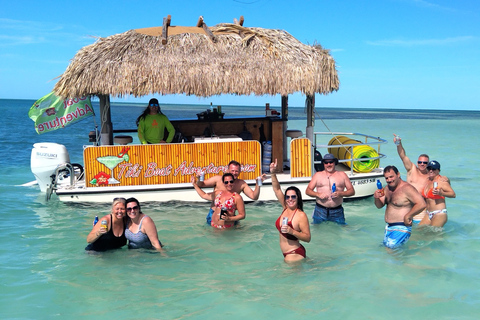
[314,149,324,172]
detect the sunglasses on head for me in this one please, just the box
[113,197,126,202]
[126,205,139,212]
[285,195,297,200]
[149,103,159,107]
[323,161,335,164]
[418,161,428,165]
[224,180,235,185]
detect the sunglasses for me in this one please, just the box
[418,161,429,165]
[149,103,159,107]
[323,161,335,164]
[126,205,139,212]
[224,180,235,185]
[427,167,438,171]
[113,197,126,202]
[285,195,297,200]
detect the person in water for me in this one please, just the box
[305,153,355,224]
[270,159,311,262]
[125,198,164,251]
[195,160,264,225]
[419,160,456,228]
[192,173,246,229]
[136,98,175,144]
[374,166,426,249]
[86,197,127,251]
[393,134,448,224]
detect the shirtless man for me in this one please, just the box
[374,165,426,249]
[394,134,447,224]
[196,160,264,224]
[305,153,355,224]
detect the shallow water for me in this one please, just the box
[1,99,479,319]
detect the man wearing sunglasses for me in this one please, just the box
[136,98,175,144]
[393,134,447,223]
[306,153,355,224]
[196,160,265,224]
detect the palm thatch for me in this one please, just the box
[54,23,339,98]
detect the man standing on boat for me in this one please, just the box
[374,165,426,249]
[393,134,447,223]
[305,154,355,224]
[196,160,264,224]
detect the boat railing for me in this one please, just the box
[312,132,388,175]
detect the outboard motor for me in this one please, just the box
[30,143,71,192]
[314,149,324,172]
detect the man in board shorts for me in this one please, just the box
[374,165,426,249]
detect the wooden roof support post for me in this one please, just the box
[305,94,315,143]
[233,16,244,26]
[99,94,113,145]
[197,16,217,43]
[281,95,289,165]
[162,15,171,45]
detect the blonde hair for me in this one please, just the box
[111,197,126,211]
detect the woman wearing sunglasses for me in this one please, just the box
[192,173,246,229]
[270,159,311,262]
[86,197,127,251]
[124,198,164,251]
[419,160,456,228]
[136,98,175,144]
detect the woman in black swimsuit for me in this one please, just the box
[86,198,127,251]
[270,160,311,262]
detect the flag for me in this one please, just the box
[28,92,95,134]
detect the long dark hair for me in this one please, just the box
[284,186,303,211]
[135,98,163,126]
[125,197,142,214]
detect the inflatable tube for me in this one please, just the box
[327,136,379,173]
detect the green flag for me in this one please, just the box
[29,92,94,134]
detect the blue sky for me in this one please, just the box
[1,0,479,110]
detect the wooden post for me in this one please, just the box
[197,16,217,42]
[99,95,113,145]
[281,95,289,167]
[306,94,315,143]
[162,15,171,45]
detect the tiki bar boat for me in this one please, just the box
[30,16,387,203]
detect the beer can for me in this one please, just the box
[101,220,108,230]
[433,182,438,189]
[257,176,263,186]
[282,217,288,226]
[199,173,205,182]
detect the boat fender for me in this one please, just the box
[314,149,324,172]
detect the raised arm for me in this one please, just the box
[394,134,414,172]
[191,176,214,201]
[270,159,285,206]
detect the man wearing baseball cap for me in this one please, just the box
[306,153,355,224]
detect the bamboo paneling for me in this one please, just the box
[84,141,261,188]
[290,138,311,178]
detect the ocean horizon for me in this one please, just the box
[1,98,479,319]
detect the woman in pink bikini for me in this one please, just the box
[270,160,311,262]
[192,173,246,229]
[419,160,456,227]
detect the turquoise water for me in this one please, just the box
[1,99,479,319]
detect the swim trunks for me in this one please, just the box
[211,222,234,229]
[206,208,214,225]
[383,222,412,249]
[312,203,345,224]
[427,208,447,220]
[282,244,306,258]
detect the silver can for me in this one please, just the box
[433,182,438,189]
[199,173,205,182]
[282,217,288,226]
[257,176,263,186]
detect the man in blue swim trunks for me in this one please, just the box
[305,154,355,224]
[374,165,426,249]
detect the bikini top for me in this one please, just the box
[275,208,298,241]
[422,186,444,200]
[214,191,237,211]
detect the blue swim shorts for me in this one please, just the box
[206,208,214,225]
[383,222,412,248]
[312,203,346,225]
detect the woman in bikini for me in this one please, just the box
[419,160,456,227]
[192,173,246,229]
[270,159,311,262]
[125,198,164,251]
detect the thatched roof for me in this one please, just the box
[54,21,339,98]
